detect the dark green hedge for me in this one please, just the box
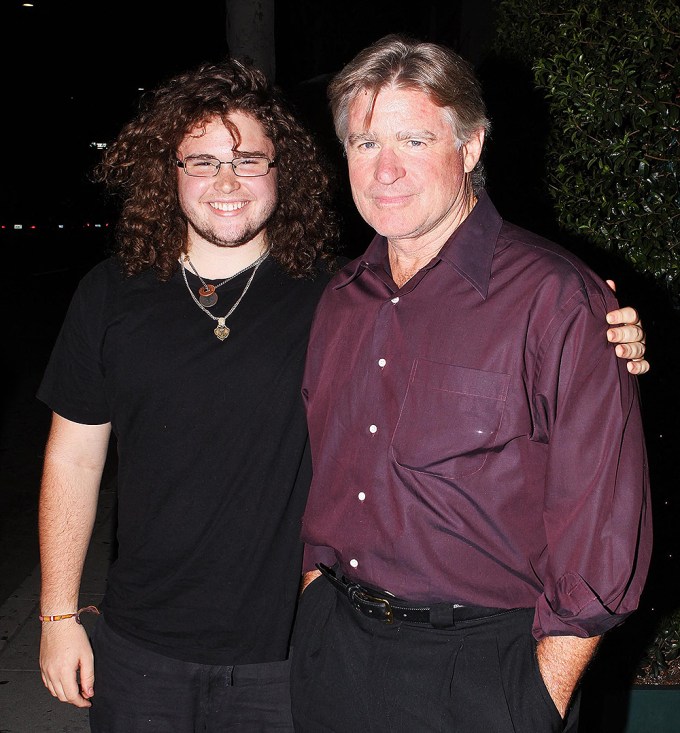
[492,0,679,302]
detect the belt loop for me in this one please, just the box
[224,665,234,686]
[429,603,456,629]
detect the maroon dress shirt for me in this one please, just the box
[301,192,651,639]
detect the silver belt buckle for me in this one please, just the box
[351,588,394,624]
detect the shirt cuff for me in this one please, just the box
[531,571,631,639]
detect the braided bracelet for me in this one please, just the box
[39,605,100,624]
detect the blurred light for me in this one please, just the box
[91,142,108,150]
[2,222,113,231]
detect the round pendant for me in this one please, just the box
[199,284,218,307]
[199,292,218,307]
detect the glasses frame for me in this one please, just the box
[176,155,277,178]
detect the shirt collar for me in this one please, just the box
[334,190,502,299]
[436,190,502,299]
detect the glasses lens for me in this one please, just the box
[184,158,220,176]
[233,157,270,177]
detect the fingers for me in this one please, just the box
[627,359,650,375]
[39,624,94,708]
[41,667,93,707]
[300,569,322,594]
[80,658,96,700]
[605,279,616,293]
[607,323,645,347]
[613,340,646,360]
[606,306,640,327]
[615,341,650,372]
[604,302,649,374]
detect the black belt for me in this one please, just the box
[317,563,513,628]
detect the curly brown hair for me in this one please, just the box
[95,58,338,279]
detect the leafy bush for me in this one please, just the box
[492,0,679,303]
[635,608,680,684]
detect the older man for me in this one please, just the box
[292,35,651,732]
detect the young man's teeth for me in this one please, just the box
[211,201,247,212]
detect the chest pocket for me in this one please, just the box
[391,360,510,479]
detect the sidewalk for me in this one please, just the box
[0,481,116,732]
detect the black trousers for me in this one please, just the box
[89,617,294,732]
[291,577,575,733]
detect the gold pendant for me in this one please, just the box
[214,318,230,341]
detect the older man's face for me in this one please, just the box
[345,87,483,250]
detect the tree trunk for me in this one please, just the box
[226,0,276,81]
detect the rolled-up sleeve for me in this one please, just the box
[531,287,652,639]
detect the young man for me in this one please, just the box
[293,35,651,732]
[37,58,336,731]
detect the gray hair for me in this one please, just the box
[327,34,491,191]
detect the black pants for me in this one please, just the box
[89,617,294,732]
[291,577,575,732]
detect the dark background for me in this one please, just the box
[0,0,504,606]
[1,0,500,235]
[0,3,677,728]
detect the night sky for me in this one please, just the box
[2,0,492,226]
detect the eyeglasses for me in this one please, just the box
[176,155,277,178]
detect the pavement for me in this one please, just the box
[0,479,116,733]
[0,232,114,731]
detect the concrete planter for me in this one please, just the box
[624,686,680,733]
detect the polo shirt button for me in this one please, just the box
[358,492,366,501]
[391,297,400,304]
[369,424,378,434]
[378,358,387,367]
[349,559,359,568]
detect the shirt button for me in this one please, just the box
[369,424,378,434]
[358,492,366,501]
[378,358,387,367]
[349,559,359,568]
[391,297,400,304]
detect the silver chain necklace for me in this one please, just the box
[179,251,269,340]
[182,252,268,307]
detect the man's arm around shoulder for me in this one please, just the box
[39,413,111,708]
